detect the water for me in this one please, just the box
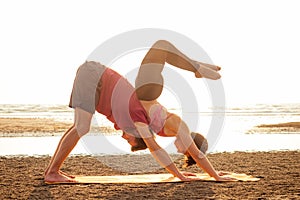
[0,104,299,156]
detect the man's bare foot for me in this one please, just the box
[195,64,221,80]
[44,171,77,183]
[44,169,75,179]
[59,170,75,179]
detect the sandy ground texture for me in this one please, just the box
[247,122,300,134]
[0,151,299,199]
[0,118,117,137]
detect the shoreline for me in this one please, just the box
[1,117,300,137]
[1,149,299,159]
[1,151,299,199]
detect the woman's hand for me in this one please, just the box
[215,174,238,182]
[215,171,238,181]
[178,175,201,182]
[177,171,200,181]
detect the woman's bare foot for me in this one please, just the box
[195,64,221,80]
[44,171,77,183]
[198,62,221,71]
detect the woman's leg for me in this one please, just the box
[141,40,220,74]
[135,40,221,100]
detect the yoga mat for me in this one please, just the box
[45,172,260,184]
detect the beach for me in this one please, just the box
[1,151,299,199]
[0,104,300,199]
[0,118,117,137]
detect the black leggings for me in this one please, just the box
[135,40,198,101]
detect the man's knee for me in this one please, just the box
[74,107,93,137]
[75,123,90,137]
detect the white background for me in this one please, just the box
[0,0,299,106]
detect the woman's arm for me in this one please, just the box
[134,122,198,181]
[165,115,235,181]
[186,141,235,181]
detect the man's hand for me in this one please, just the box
[181,171,197,177]
[217,171,231,176]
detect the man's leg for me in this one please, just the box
[44,125,75,178]
[44,107,92,183]
[135,40,221,100]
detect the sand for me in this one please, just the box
[0,151,299,199]
[253,122,300,134]
[1,118,300,199]
[0,118,117,137]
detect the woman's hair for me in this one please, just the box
[131,132,208,168]
[183,132,208,168]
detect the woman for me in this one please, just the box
[122,40,233,181]
[44,40,233,183]
[124,40,216,166]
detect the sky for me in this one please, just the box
[0,0,299,107]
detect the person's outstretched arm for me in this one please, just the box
[134,122,198,181]
[185,142,235,181]
[166,115,235,181]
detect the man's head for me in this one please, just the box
[122,132,147,152]
[122,131,208,161]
